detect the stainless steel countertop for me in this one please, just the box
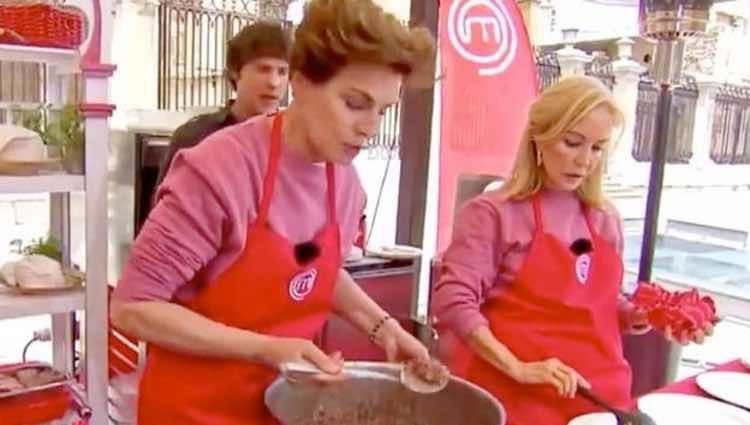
[344,256,418,278]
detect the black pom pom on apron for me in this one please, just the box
[570,238,593,256]
[294,241,321,265]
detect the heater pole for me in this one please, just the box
[625,0,715,396]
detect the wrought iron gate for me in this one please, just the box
[633,75,698,164]
[710,84,750,164]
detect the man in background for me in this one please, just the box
[155,21,292,187]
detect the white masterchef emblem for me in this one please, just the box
[289,269,317,301]
[447,0,519,77]
[575,254,591,285]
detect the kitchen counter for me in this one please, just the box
[344,256,416,277]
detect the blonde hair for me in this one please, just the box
[502,75,624,209]
[291,0,436,87]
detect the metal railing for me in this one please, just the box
[633,75,698,163]
[369,100,402,152]
[157,0,263,111]
[585,53,615,91]
[710,83,750,164]
[156,0,293,111]
[534,50,560,91]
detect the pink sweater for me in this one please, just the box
[431,189,624,340]
[114,115,365,303]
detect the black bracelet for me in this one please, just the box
[368,315,394,344]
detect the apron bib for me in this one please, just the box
[459,196,631,425]
[137,113,342,425]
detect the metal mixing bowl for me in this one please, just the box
[264,362,505,425]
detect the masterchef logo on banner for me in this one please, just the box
[437,0,538,252]
[447,0,518,77]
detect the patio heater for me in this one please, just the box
[625,0,715,395]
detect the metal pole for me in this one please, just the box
[627,38,686,396]
[628,0,714,397]
[623,83,680,397]
[396,0,439,246]
[625,83,683,397]
[637,83,672,283]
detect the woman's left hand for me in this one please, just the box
[375,319,430,364]
[665,322,714,345]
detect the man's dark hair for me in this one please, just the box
[226,21,292,90]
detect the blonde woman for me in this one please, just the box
[431,76,708,425]
[111,0,436,423]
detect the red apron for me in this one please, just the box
[137,113,341,425]
[461,195,631,425]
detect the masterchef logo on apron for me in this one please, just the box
[575,254,591,285]
[289,268,317,301]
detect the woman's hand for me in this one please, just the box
[374,319,430,365]
[664,322,714,345]
[257,335,343,375]
[508,358,591,399]
[332,270,428,365]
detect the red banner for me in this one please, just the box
[437,0,538,251]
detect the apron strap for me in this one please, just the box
[258,112,338,226]
[257,113,284,224]
[325,163,337,225]
[581,202,598,250]
[531,196,544,232]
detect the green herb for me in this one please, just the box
[22,236,63,262]
[46,104,84,158]
[13,103,83,152]
[12,104,51,145]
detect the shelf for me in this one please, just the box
[0,287,84,320]
[0,43,79,71]
[0,174,84,194]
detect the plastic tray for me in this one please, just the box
[0,362,73,425]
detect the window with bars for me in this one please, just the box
[156,0,292,111]
[0,62,45,124]
[632,75,698,164]
[710,84,750,164]
[156,0,402,151]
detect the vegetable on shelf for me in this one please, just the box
[21,236,62,263]
[12,103,84,174]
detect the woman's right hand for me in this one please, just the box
[508,358,590,398]
[257,335,343,375]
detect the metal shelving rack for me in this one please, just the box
[0,1,114,423]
